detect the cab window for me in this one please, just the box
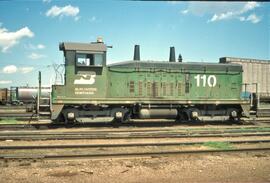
[94,54,103,66]
[76,53,103,66]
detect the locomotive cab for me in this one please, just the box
[51,39,109,121]
[58,38,107,93]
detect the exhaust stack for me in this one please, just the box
[178,54,183,62]
[133,45,140,61]
[169,47,176,62]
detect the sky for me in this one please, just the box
[0,1,269,88]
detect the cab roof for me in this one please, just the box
[59,42,107,52]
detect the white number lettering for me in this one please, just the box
[195,75,200,87]
[208,75,217,87]
[201,75,207,87]
[194,74,217,87]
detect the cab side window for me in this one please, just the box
[76,53,103,67]
[94,54,103,66]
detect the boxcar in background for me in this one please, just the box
[220,57,270,116]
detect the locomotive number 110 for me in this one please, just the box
[194,74,217,87]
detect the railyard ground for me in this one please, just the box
[0,118,270,183]
[0,152,269,183]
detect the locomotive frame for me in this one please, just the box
[51,39,250,123]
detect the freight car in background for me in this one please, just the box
[0,88,8,105]
[16,87,51,104]
[0,86,51,106]
[50,38,250,124]
[220,57,270,117]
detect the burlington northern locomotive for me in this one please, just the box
[51,38,250,123]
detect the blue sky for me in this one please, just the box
[0,1,269,87]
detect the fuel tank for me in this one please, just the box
[139,109,178,119]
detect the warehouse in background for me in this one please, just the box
[220,57,270,117]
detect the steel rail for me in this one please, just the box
[0,125,262,132]
[0,132,270,141]
[1,139,270,150]
[0,127,269,136]
[1,147,270,160]
[0,118,269,130]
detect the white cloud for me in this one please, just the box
[238,14,261,23]
[46,5,80,20]
[182,2,261,23]
[209,11,234,22]
[208,2,260,23]
[28,52,46,60]
[239,16,246,21]
[0,26,34,52]
[89,16,96,22]
[43,0,52,3]
[25,43,45,50]
[2,65,17,74]
[37,44,45,49]
[181,9,189,15]
[241,2,260,13]
[19,67,34,73]
[2,65,34,74]
[168,1,181,5]
[246,13,261,23]
[74,16,81,21]
[0,80,12,84]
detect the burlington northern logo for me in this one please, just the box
[74,73,96,85]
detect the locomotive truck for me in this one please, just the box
[51,38,250,123]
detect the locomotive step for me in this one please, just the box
[38,111,51,116]
[40,97,50,100]
[39,104,50,107]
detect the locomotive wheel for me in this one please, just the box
[62,108,79,125]
[227,108,240,122]
[188,108,201,122]
[177,108,201,122]
[111,108,130,127]
[176,111,189,123]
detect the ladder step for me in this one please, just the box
[39,105,50,107]
[39,112,51,115]
[40,97,50,100]
[38,119,51,122]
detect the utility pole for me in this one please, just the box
[37,71,41,117]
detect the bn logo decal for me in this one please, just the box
[74,72,96,85]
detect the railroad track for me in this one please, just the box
[1,139,270,149]
[0,117,269,129]
[1,139,269,161]
[0,127,270,141]
[0,124,269,133]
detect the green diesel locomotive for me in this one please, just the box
[51,39,250,123]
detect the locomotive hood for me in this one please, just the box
[108,61,242,72]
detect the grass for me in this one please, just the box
[0,117,20,124]
[172,126,270,133]
[202,141,234,150]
